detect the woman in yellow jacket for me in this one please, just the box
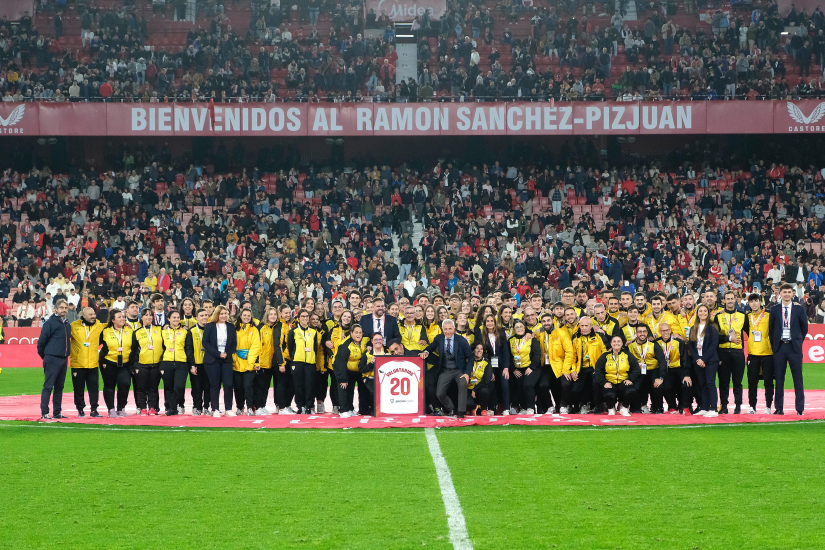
[332,324,365,418]
[69,307,105,417]
[98,309,137,418]
[253,307,279,416]
[422,305,442,411]
[508,319,542,414]
[184,308,210,415]
[310,312,332,414]
[233,308,263,416]
[287,309,321,414]
[180,298,198,328]
[160,310,189,416]
[131,308,164,415]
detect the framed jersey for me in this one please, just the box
[375,356,425,416]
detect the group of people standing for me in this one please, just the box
[36,283,808,420]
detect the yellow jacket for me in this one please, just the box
[99,326,135,365]
[543,328,574,377]
[132,325,164,365]
[234,323,262,372]
[144,275,158,291]
[161,326,188,362]
[259,323,277,369]
[570,333,608,374]
[70,319,104,369]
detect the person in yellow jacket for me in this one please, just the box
[538,312,575,413]
[594,335,641,416]
[357,331,384,417]
[253,307,279,416]
[627,324,668,414]
[746,293,773,414]
[309,312,331,413]
[271,304,296,414]
[98,309,137,418]
[69,307,105,417]
[466,342,492,416]
[232,308,263,416]
[160,310,189,416]
[287,309,320,414]
[131,308,164,415]
[144,273,158,292]
[184,308,211,415]
[180,298,198,328]
[321,309,355,414]
[567,317,609,414]
[508,319,542,414]
[713,290,749,415]
[332,325,366,418]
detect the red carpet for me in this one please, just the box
[1,390,822,429]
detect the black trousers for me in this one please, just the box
[718,349,746,408]
[570,367,595,408]
[773,345,805,413]
[490,365,510,412]
[233,370,256,410]
[467,384,491,412]
[337,369,361,413]
[315,369,338,406]
[132,363,161,411]
[358,376,375,415]
[205,358,234,411]
[747,354,774,409]
[603,382,637,409]
[71,367,99,412]
[274,365,294,408]
[253,368,273,409]
[510,367,541,410]
[41,355,68,416]
[436,368,467,414]
[161,361,188,413]
[101,361,132,411]
[637,369,665,411]
[291,361,315,410]
[536,365,561,413]
[425,363,441,411]
[694,360,719,412]
[662,367,693,411]
[190,364,211,411]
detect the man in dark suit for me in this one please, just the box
[420,319,472,417]
[360,298,400,341]
[768,283,808,415]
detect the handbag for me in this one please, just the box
[236,349,249,360]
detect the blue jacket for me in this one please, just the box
[37,314,71,358]
[423,333,473,376]
[687,323,719,366]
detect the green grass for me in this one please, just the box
[4,363,825,397]
[439,422,825,550]
[0,424,451,550]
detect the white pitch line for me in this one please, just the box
[425,428,473,550]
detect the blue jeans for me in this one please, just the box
[400,263,411,281]
[309,7,319,25]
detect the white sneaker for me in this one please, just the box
[279,407,297,415]
[619,407,631,417]
[748,407,757,414]
[608,408,616,416]
[212,410,222,417]
[509,407,518,415]
[225,409,237,417]
[763,406,771,414]
[332,406,340,414]
[316,402,326,414]
[524,408,535,414]
[256,407,270,416]
[641,406,651,414]
[234,408,244,416]
[695,409,707,416]
[704,411,719,418]
[108,409,118,418]
[339,411,352,418]
[487,410,495,416]
[559,406,569,414]
[501,409,510,416]
[178,406,185,415]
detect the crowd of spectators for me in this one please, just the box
[1,0,825,103]
[2,132,825,334]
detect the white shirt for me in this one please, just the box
[696,323,705,351]
[373,315,385,338]
[216,323,227,353]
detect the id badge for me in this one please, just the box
[514,356,522,367]
[117,347,123,352]
[147,345,154,350]
[544,354,550,364]
[83,342,90,347]
[640,361,647,375]
[684,327,691,338]
[491,357,499,369]
[753,331,761,342]
[782,328,791,340]
[305,347,312,352]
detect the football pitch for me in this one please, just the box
[2,367,825,550]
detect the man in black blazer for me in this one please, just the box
[768,283,808,415]
[420,319,472,417]
[360,298,400,342]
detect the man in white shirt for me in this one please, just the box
[768,283,808,415]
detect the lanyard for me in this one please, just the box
[750,310,765,330]
[636,341,649,361]
[725,312,736,331]
[649,313,664,334]
[662,338,672,361]
[84,324,92,342]
[514,337,524,354]
[783,305,790,327]
[686,308,696,325]
[114,327,124,349]
[193,326,202,342]
[143,326,153,346]
[167,327,177,346]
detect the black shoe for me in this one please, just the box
[456,413,465,419]
[445,409,456,417]
[653,409,664,414]
[797,412,804,416]
[53,414,67,419]
[40,414,50,420]
[90,410,101,418]
[773,410,784,415]
[720,407,729,415]
[77,411,86,418]
[431,408,444,416]
[733,406,741,415]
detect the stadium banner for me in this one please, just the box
[364,0,447,23]
[5,100,825,136]
[3,327,42,345]
[374,356,425,416]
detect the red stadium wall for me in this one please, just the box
[3,100,825,137]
